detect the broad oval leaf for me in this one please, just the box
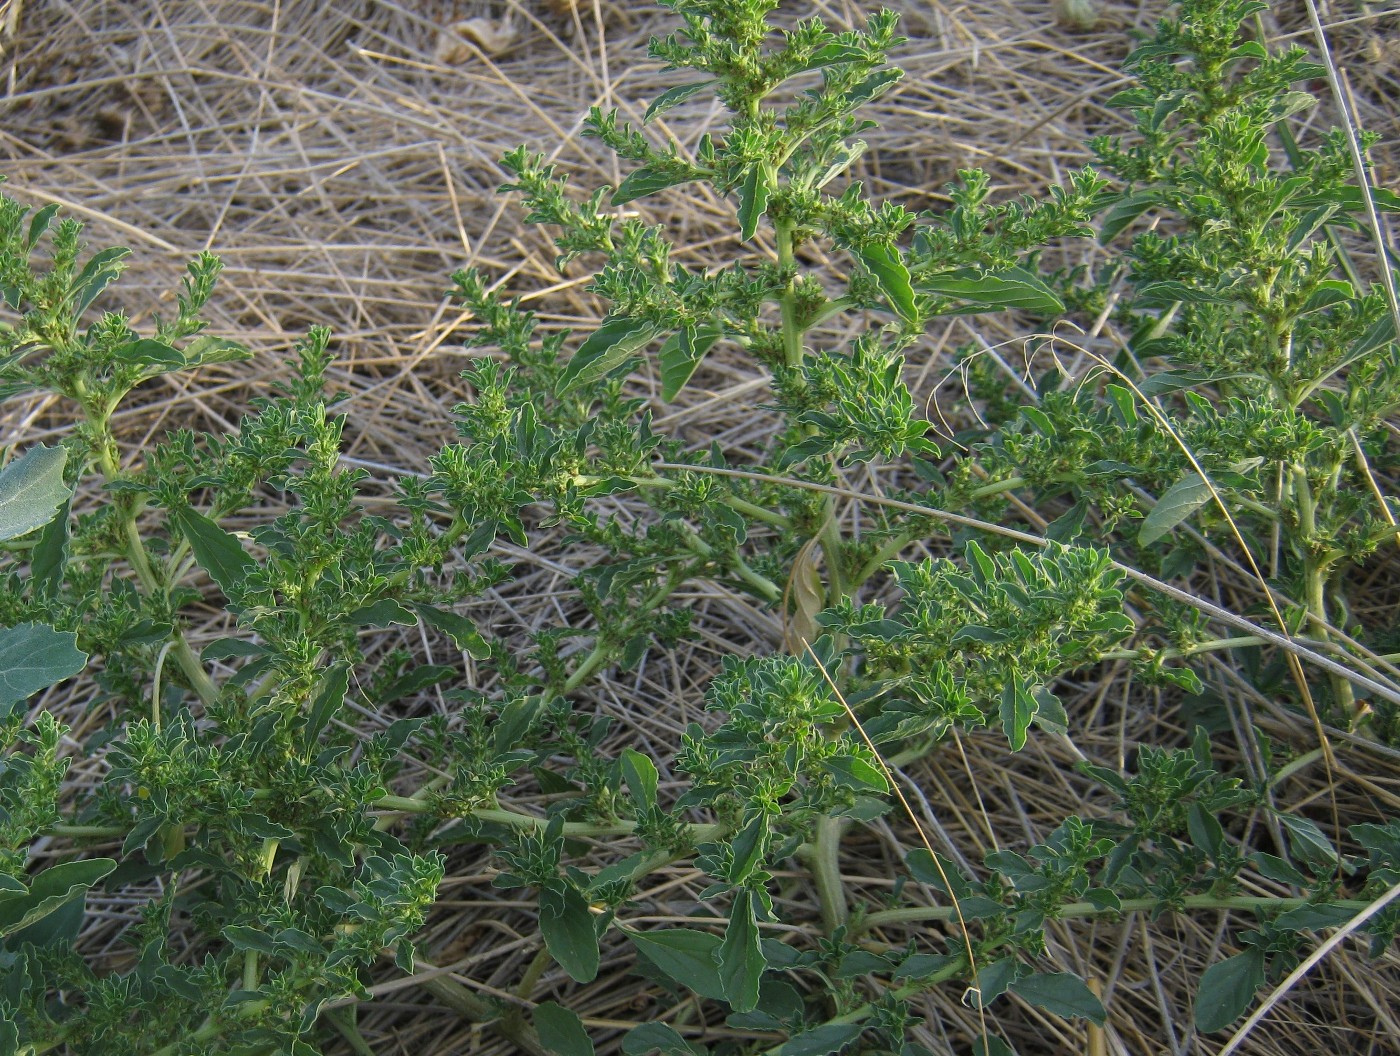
[0,445,69,542]
[622,1023,701,1056]
[620,748,658,813]
[534,1001,596,1056]
[1009,972,1106,1025]
[625,927,727,1001]
[776,1024,863,1056]
[659,324,721,402]
[0,623,87,712]
[1138,472,1213,546]
[1194,948,1264,1033]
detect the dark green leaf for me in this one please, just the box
[1099,192,1157,244]
[613,166,699,206]
[25,203,60,249]
[115,339,184,369]
[626,928,727,1001]
[183,335,254,367]
[413,603,491,659]
[971,957,1021,1007]
[0,623,87,712]
[737,165,773,242]
[1194,948,1264,1033]
[541,882,600,983]
[727,812,769,885]
[1275,903,1360,931]
[621,748,658,813]
[1009,972,1106,1025]
[30,494,70,597]
[919,267,1064,315]
[999,683,1036,752]
[304,663,350,744]
[0,445,69,542]
[0,859,116,939]
[659,324,721,402]
[856,244,916,322]
[822,754,889,793]
[718,889,765,1011]
[70,246,130,317]
[345,599,416,628]
[1278,814,1338,868]
[535,1001,595,1056]
[645,81,715,122]
[971,1036,1016,1056]
[623,1023,702,1056]
[173,508,254,596]
[557,317,658,395]
[1139,472,1212,546]
[777,1024,863,1056]
[1188,803,1225,859]
[798,42,866,71]
[846,68,902,108]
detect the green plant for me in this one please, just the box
[1,0,1398,1053]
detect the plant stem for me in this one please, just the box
[856,893,1371,934]
[809,815,849,932]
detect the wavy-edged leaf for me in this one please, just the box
[558,317,658,394]
[645,80,715,123]
[856,244,916,322]
[1099,191,1159,244]
[626,928,726,1001]
[0,445,68,542]
[918,267,1064,315]
[541,881,600,983]
[0,858,116,938]
[1139,472,1212,546]
[621,748,658,813]
[70,246,130,317]
[718,888,765,1011]
[1194,948,1264,1033]
[173,508,254,596]
[184,336,253,367]
[30,494,70,598]
[413,603,491,659]
[623,1023,703,1056]
[737,165,773,242]
[0,623,87,712]
[535,1002,595,1056]
[659,324,721,401]
[116,339,184,368]
[613,166,700,206]
[776,1024,863,1056]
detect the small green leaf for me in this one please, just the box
[1099,191,1158,243]
[535,1002,595,1056]
[626,928,727,1001]
[999,683,1037,752]
[846,68,902,108]
[0,623,87,712]
[737,165,773,242]
[645,80,715,122]
[70,246,131,317]
[412,603,491,659]
[173,508,254,597]
[0,858,116,938]
[557,317,658,395]
[0,445,69,542]
[183,336,253,367]
[659,324,721,401]
[1138,472,1212,546]
[718,889,766,1011]
[621,748,658,813]
[1194,948,1264,1033]
[822,754,889,793]
[1009,972,1106,1025]
[303,663,350,745]
[540,882,600,983]
[613,166,699,206]
[919,267,1064,315]
[25,202,61,249]
[1278,813,1338,868]
[856,244,916,322]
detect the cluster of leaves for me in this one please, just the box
[0,0,1398,1053]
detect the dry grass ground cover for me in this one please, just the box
[2,0,1399,1053]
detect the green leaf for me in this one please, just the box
[557,317,658,395]
[1278,813,1338,868]
[0,623,87,712]
[173,508,253,596]
[345,599,416,628]
[1138,472,1212,546]
[1194,948,1264,1033]
[623,1023,702,1056]
[613,166,699,206]
[626,928,727,1001]
[70,246,130,317]
[303,663,350,745]
[918,267,1064,315]
[115,339,184,369]
[777,1024,863,1056]
[0,445,69,542]
[1009,972,1106,1025]
[621,748,658,813]
[999,683,1036,752]
[718,889,765,1011]
[540,882,600,983]
[30,494,70,598]
[534,1002,595,1056]
[970,957,1022,1008]
[645,80,715,123]
[1099,191,1158,244]
[856,244,916,322]
[846,68,902,108]
[0,858,116,939]
[183,336,253,367]
[971,1036,1017,1056]
[659,324,721,402]
[25,203,61,249]
[822,754,889,793]
[412,603,491,659]
[737,165,773,242]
